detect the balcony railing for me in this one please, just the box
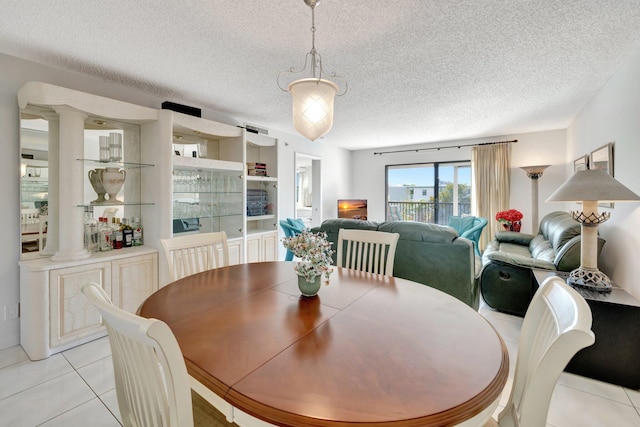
[387,201,471,225]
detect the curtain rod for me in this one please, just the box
[373,139,517,156]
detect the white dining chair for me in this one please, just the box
[160,231,229,281]
[479,276,595,427]
[81,283,194,427]
[38,215,48,251]
[336,229,400,276]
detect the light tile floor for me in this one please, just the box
[0,302,639,426]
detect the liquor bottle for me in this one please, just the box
[98,217,112,252]
[122,218,133,248]
[83,206,99,252]
[112,218,123,249]
[132,217,143,246]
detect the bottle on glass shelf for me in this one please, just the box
[112,218,123,249]
[83,206,99,252]
[122,218,133,248]
[98,217,112,252]
[132,217,143,246]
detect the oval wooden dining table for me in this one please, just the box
[138,261,509,427]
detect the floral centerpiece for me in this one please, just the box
[496,209,523,232]
[282,230,334,296]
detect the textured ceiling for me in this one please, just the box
[1,1,640,150]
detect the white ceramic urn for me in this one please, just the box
[88,168,107,204]
[101,167,126,204]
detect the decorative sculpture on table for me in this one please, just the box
[282,230,334,297]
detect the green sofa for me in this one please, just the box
[480,211,606,316]
[311,218,481,309]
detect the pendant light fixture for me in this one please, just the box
[278,0,347,141]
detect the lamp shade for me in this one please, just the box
[546,169,640,203]
[288,78,338,141]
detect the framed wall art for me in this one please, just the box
[591,142,615,208]
[573,155,589,172]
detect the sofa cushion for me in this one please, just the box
[313,218,379,235]
[377,220,457,244]
[529,235,555,262]
[543,213,581,251]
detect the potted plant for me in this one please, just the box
[496,209,523,232]
[282,229,334,296]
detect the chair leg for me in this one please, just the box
[285,250,294,262]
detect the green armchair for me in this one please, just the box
[279,218,306,261]
[480,211,606,316]
[448,216,488,257]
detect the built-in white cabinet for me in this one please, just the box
[143,111,280,283]
[245,133,279,262]
[17,82,282,358]
[18,82,161,360]
[21,248,158,360]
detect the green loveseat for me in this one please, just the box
[311,218,481,309]
[480,211,606,316]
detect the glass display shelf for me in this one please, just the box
[247,214,276,221]
[77,202,155,207]
[78,158,155,169]
[174,213,243,220]
[172,191,243,196]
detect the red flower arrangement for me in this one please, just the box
[496,209,523,232]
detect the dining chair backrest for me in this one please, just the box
[337,229,400,276]
[81,283,194,427]
[160,231,229,281]
[492,276,595,427]
[21,208,39,225]
[38,215,48,251]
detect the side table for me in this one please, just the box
[533,270,640,389]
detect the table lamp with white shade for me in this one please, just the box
[546,168,640,292]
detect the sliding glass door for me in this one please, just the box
[386,162,471,224]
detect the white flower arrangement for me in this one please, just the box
[282,229,334,282]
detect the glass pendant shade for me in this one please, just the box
[288,78,338,141]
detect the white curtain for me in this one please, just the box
[472,143,511,252]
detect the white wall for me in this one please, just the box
[351,130,566,234]
[0,52,351,349]
[566,42,640,299]
[509,129,567,234]
[271,133,352,259]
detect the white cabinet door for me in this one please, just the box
[111,253,158,313]
[49,262,111,349]
[261,231,278,262]
[246,234,261,263]
[228,238,243,265]
[246,231,278,263]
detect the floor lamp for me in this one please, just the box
[546,169,640,291]
[521,165,550,232]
